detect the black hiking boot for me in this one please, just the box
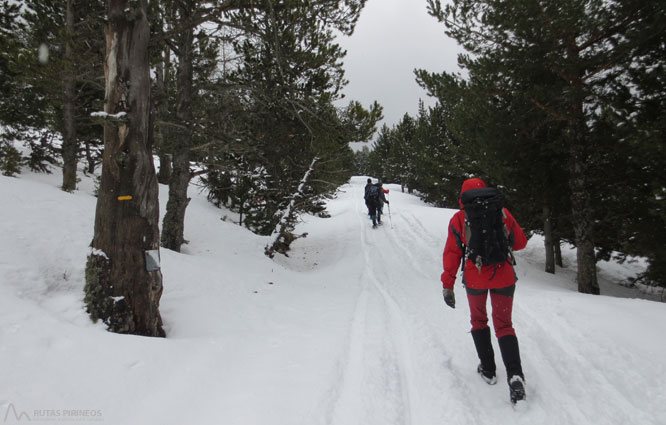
[499,334,526,404]
[508,375,526,404]
[471,328,497,385]
[477,364,497,385]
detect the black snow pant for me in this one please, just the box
[367,199,380,225]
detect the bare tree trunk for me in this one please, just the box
[157,153,172,184]
[570,139,599,294]
[61,0,78,192]
[84,141,96,174]
[554,236,563,267]
[84,0,165,337]
[161,1,194,252]
[566,37,599,295]
[543,205,555,274]
[161,150,191,250]
[155,43,172,185]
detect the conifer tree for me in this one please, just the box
[218,0,372,248]
[0,0,24,176]
[589,0,666,288]
[0,0,105,184]
[422,0,665,293]
[158,0,199,252]
[352,146,371,176]
[391,114,416,191]
[367,125,392,182]
[409,103,464,207]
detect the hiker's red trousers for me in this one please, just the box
[466,285,516,338]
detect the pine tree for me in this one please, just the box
[423,0,665,293]
[590,0,666,287]
[367,125,392,183]
[352,146,371,176]
[0,0,24,176]
[409,103,465,207]
[0,0,24,125]
[0,143,21,176]
[0,0,105,184]
[158,0,199,252]
[391,114,416,191]
[220,0,371,249]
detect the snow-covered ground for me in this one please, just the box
[1,170,665,425]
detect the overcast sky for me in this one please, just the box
[335,0,463,138]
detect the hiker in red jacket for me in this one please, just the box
[441,177,528,404]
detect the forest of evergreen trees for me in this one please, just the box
[356,0,666,292]
[0,0,664,334]
[0,0,378,335]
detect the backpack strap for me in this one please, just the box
[464,215,484,274]
[501,208,519,283]
[450,221,470,281]
[450,221,466,254]
[502,208,517,266]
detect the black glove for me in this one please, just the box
[443,288,455,309]
[385,201,389,205]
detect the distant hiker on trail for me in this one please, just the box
[363,179,389,228]
[440,178,528,404]
[364,178,374,216]
[376,180,389,216]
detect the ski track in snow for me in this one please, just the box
[321,182,482,425]
[323,182,413,425]
[3,172,666,425]
[301,178,665,425]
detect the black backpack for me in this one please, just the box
[366,184,380,202]
[460,187,515,273]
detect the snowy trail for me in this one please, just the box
[2,172,666,425]
[323,182,415,425]
[315,180,496,425]
[288,177,666,425]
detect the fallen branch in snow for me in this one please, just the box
[265,157,318,258]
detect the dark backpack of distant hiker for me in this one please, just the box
[366,184,380,204]
[460,187,515,274]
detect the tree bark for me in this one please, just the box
[84,140,96,174]
[566,38,599,294]
[554,236,563,267]
[569,131,599,294]
[85,0,165,337]
[157,153,172,184]
[61,0,78,192]
[161,150,191,251]
[566,34,599,295]
[155,45,172,185]
[543,205,555,274]
[161,1,194,252]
